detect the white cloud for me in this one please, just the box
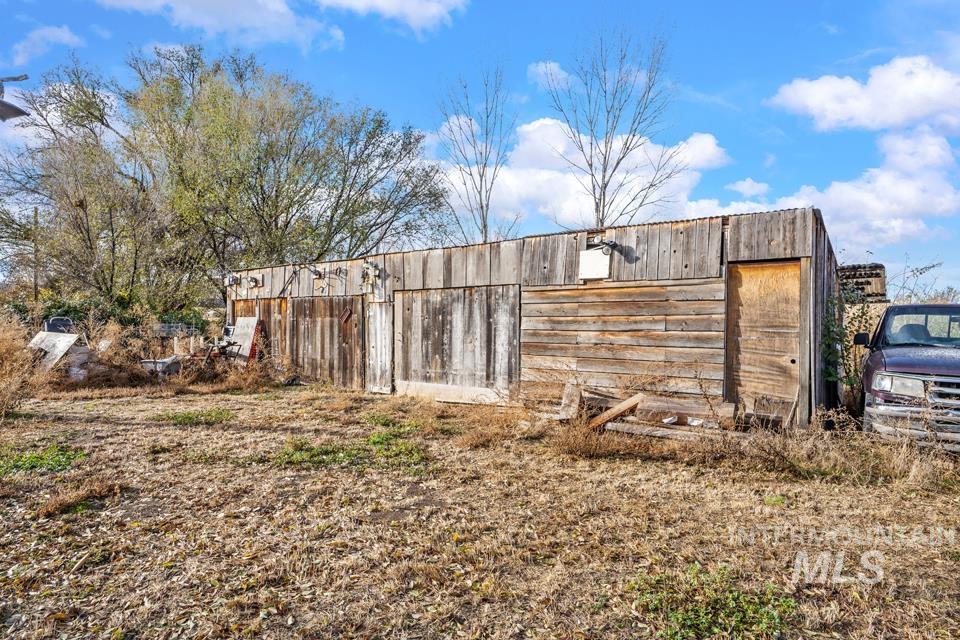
[439,117,960,260]
[677,132,730,171]
[725,178,770,198]
[9,25,84,66]
[767,56,960,131]
[313,0,466,32]
[437,117,731,229]
[96,0,342,50]
[763,153,777,168]
[527,61,567,90]
[687,128,960,258]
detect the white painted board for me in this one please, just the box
[578,248,610,280]
[28,331,80,370]
[232,316,258,359]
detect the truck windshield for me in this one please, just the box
[882,306,960,347]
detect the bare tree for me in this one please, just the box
[438,66,517,244]
[545,31,682,228]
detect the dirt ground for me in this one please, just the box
[1,384,959,639]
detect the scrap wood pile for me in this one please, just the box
[14,315,271,391]
[552,381,742,443]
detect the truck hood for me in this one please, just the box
[880,346,960,376]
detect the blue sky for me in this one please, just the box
[3,0,960,286]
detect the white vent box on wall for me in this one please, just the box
[578,248,611,280]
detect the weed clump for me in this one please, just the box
[273,422,426,472]
[0,444,86,476]
[627,564,797,640]
[155,407,234,426]
[273,437,368,467]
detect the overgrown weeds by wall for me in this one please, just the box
[0,313,47,418]
[551,409,959,492]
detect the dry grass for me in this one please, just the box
[0,314,46,419]
[1,386,958,638]
[35,477,121,519]
[552,420,662,459]
[453,404,536,448]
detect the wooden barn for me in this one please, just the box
[227,207,839,426]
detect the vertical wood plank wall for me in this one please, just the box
[228,208,839,423]
[366,302,392,393]
[285,296,364,388]
[394,286,520,400]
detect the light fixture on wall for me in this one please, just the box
[586,235,618,255]
[361,260,381,295]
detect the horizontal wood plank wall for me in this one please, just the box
[521,279,726,407]
[607,218,723,281]
[288,296,364,388]
[727,209,813,262]
[395,285,520,396]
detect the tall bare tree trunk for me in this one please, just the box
[545,31,683,229]
[438,66,518,243]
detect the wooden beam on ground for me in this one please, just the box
[587,390,648,430]
[605,421,748,442]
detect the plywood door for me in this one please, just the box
[726,261,801,419]
[366,302,393,393]
[289,296,364,388]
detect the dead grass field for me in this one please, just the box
[1,384,959,639]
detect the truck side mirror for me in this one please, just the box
[853,332,870,346]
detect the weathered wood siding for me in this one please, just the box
[607,218,723,281]
[395,286,520,398]
[810,210,840,411]
[287,296,364,388]
[520,279,725,408]
[229,218,723,302]
[258,298,288,361]
[227,207,840,422]
[366,302,392,393]
[727,209,813,261]
[521,233,584,286]
[233,300,256,318]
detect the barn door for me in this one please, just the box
[366,302,393,393]
[394,286,520,403]
[726,261,802,421]
[289,296,364,388]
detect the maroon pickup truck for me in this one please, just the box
[855,304,960,450]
